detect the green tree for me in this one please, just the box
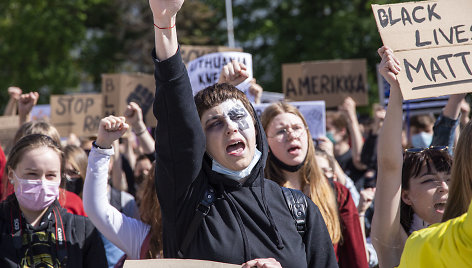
[203,0,407,113]
[0,0,108,110]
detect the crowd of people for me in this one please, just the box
[0,0,471,267]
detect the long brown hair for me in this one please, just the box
[137,162,163,258]
[261,102,341,243]
[443,121,472,221]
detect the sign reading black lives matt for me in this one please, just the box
[372,0,472,100]
[282,59,368,108]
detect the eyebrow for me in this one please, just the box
[205,115,225,126]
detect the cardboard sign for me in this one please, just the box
[376,64,449,115]
[282,59,368,108]
[0,116,19,153]
[372,0,472,100]
[181,45,243,65]
[187,52,254,100]
[101,73,157,127]
[123,259,239,268]
[254,101,326,138]
[50,93,102,137]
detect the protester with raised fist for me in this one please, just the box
[149,0,337,267]
[83,116,163,260]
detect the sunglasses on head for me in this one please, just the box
[404,146,448,154]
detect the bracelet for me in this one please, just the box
[92,141,112,150]
[133,128,147,136]
[153,22,176,30]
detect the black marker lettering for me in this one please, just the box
[427,3,441,21]
[412,6,425,23]
[430,58,447,82]
[415,30,431,47]
[401,7,412,25]
[404,58,431,83]
[437,54,456,78]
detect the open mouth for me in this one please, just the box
[434,202,446,213]
[226,141,245,156]
[287,145,301,154]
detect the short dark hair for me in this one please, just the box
[400,149,452,233]
[194,83,256,124]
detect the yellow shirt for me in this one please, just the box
[397,201,472,268]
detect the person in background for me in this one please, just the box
[0,134,107,267]
[121,101,156,197]
[396,122,472,267]
[326,98,366,191]
[150,0,337,266]
[84,116,163,262]
[5,121,87,216]
[63,145,88,198]
[372,46,453,268]
[408,114,435,148]
[262,102,368,268]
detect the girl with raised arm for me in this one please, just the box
[149,0,337,267]
[372,46,452,268]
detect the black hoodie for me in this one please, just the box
[0,194,107,267]
[153,48,338,268]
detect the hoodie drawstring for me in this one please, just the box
[221,185,251,261]
[258,181,285,249]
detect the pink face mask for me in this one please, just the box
[12,172,60,211]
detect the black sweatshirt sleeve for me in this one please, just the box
[305,202,339,268]
[152,48,206,217]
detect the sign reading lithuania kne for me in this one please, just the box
[372,0,472,100]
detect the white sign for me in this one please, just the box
[187,52,254,101]
[254,101,326,139]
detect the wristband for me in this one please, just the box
[133,128,147,136]
[92,141,112,150]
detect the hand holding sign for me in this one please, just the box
[95,116,129,149]
[241,258,282,268]
[218,60,249,86]
[377,46,401,88]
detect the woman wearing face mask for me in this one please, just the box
[261,102,368,268]
[63,145,88,197]
[0,134,107,267]
[149,1,337,267]
[372,46,453,268]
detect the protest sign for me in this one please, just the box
[372,0,472,100]
[181,45,243,65]
[50,93,102,137]
[31,104,51,121]
[187,51,254,101]
[282,59,368,108]
[254,101,326,138]
[123,259,239,268]
[101,73,157,127]
[376,64,449,115]
[0,115,19,153]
